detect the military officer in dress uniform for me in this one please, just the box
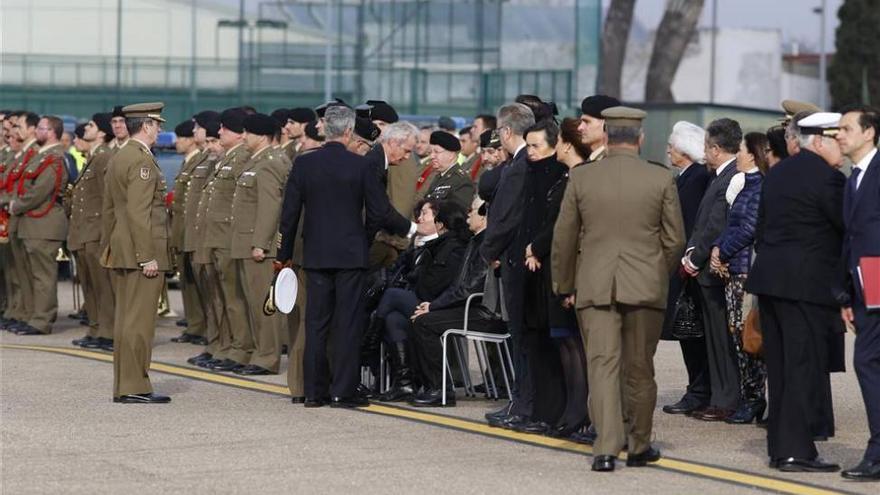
[200,108,254,372]
[0,110,14,322]
[168,119,208,345]
[578,95,621,163]
[552,107,684,472]
[423,131,474,212]
[9,115,69,335]
[280,108,316,163]
[69,113,115,350]
[109,105,130,151]
[0,112,39,332]
[101,102,171,403]
[230,114,288,375]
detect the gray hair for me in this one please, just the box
[607,125,642,146]
[323,106,355,139]
[380,121,419,144]
[668,121,706,163]
[496,103,535,136]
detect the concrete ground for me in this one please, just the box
[0,281,876,495]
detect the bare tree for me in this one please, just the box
[645,0,705,102]
[598,0,637,98]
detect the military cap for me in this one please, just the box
[601,106,647,128]
[111,105,125,118]
[122,102,166,122]
[315,98,349,118]
[355,104,372,119]
[430,130,461,152]
[437,116,457,131]
[193,110,221,129]
[304,121,324,142]
[365,100,399,124]
[354,117,381,142]
[244,113,281,136]
[204,120,221,139]
[74,123,87,140]
[174,120,195,138]
[91,112,113,135]
[581,95,621,119]
[797,112,841,137]
[480,129,501,149]
[289,107,316,123]
[270,108,290,126]
[781,99,821,121]
[220,107,247,133]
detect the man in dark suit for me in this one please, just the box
[480,102,535,428]
[662,121,713,415]
[681,118,742,421]
[836,106,880,481]
[277,105,421,408]
[746,112,846,472]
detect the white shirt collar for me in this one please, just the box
[514,142,527,158]
[855,147,877,188]
[716,156,736,176]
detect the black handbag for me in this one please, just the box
[672,279,704,340]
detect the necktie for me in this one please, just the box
[851,167,862,192]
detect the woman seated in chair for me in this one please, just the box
[374,200,470,402]
[406,196,508,407]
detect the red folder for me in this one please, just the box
[859,257,880,310]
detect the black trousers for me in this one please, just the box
[680,337,711,404]
[304,268,366,399]
[502,263,530,416]
[759,295,836,460]
[410,305,506,390]
[699,284,740,410]
[854,301,880,461]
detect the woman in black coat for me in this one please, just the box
[375,201,469,401]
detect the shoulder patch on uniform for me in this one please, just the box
[140,167,151,180]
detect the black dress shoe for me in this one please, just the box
[99,338,114,352]
[304,397,329,408]
[210,359,242,372]
[170,333,196,343]
[1,318,20,330]
[191,336,208,346]
[187,352,212,365]
[592,455,616,472]
[500,414,530,430]
[571,424,598,445]
[176,319,188,327]
[68,310,87,320]
[14,325,44,335]
[692,406,734,422]
[113,393,171,404]
[485,402,513,422]
[841,459,880,481]
[662,397,706,415]
[281,344,289,355]
[234,364,273,376]
[776,457,840,473]
[626,446,661,467]
[409,389,456,407]
[290,396,306,404]
[516,420,551,435]
[330,396,370,408]
[198,358,223,369]
[81,338,105,349]
[72,335,96,347]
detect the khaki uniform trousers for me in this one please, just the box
[78,242,115,339]
[578,304,663,457]
[6,235,33,322]
[22,239,61,333]
[212,247,252,364]
[0,243,19,319]
[112,269,163,397]
[195,259,230,360]
[178,251,206,337]
[237,258,281,372]
[285,268,307,397]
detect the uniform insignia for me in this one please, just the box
[140,167,151,180]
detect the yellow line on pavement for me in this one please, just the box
[1,343,850,495]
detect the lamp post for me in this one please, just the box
[813,1,828,109]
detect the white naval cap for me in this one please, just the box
[797,112,841,137]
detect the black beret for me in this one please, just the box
[480,129,500,149]
[74,123,87,140]
[430,130,461,152]
[315,98,349,118]
[220,107,247,133]
[304,120,324,142]
[111,105,125,118]
[355,104,372,119]
[580,95,621,119]
[193,110,220,129]
[354,117,381,142]
[243,113,280,137]
[289,107,316,123]
[91,113,113,136]
[204,120,221,139]
[366,100,398,123]
[270,108,290,126]
[174,120,195,138]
